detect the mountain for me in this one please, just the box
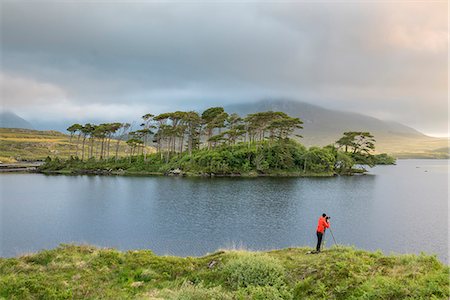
[2,101,446,158]
[225,100,448,156]
[0,111,33,129]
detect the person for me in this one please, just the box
[316,213,330,252]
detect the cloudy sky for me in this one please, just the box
[1,1,448,136]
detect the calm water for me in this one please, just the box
[0,159,448,262]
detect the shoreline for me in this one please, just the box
[35,169,356,178]
[0,162,43,173]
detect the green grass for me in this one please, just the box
[0,245,448,299]
[0,128,69,162]
[0,128,145,162]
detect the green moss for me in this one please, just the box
[0,245,448,299]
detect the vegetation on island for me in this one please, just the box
[38,108,395,176]
[0,244,448,299]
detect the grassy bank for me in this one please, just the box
[0,128,70,162]
[0,245,448,299]
[0,128,138,162]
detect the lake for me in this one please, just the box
[0,159,448,262]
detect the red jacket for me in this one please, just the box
[316,216,330,233]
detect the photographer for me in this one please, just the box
[315,213,330,252]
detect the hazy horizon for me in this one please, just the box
[0,99,447,139]
[1,1,448,137]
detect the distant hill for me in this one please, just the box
[0,111,33,129]
[226,100,448,157]
[1,102,447,160]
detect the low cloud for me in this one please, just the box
[0,73,68,108]
[0,73,167,124]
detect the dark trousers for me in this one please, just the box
[316,231,323,251]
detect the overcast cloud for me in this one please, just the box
[0,1,448,136]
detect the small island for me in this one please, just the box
[38,108,395,177]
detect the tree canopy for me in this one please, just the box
[60,108,394,175]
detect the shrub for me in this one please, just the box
[334,152,354,174]
[372,153,396,165]
[237,285,293,300]
[302,147,336,173]
[165,283,233,300]
[221,253,287,289]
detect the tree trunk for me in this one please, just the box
[143,135,147,161]
[81,136,87,161]
[106,136,111,159]
[115,139,121,161]
[168,136,172,154]
[95,140,99,159]
[188,135,192,155]
[180,135,184,153]
[90,138,94,158]
[173,135,176,153]
[68,134,74,157]
[100,138,105,160]
[76,134,81,158]
[207,128,212,150]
